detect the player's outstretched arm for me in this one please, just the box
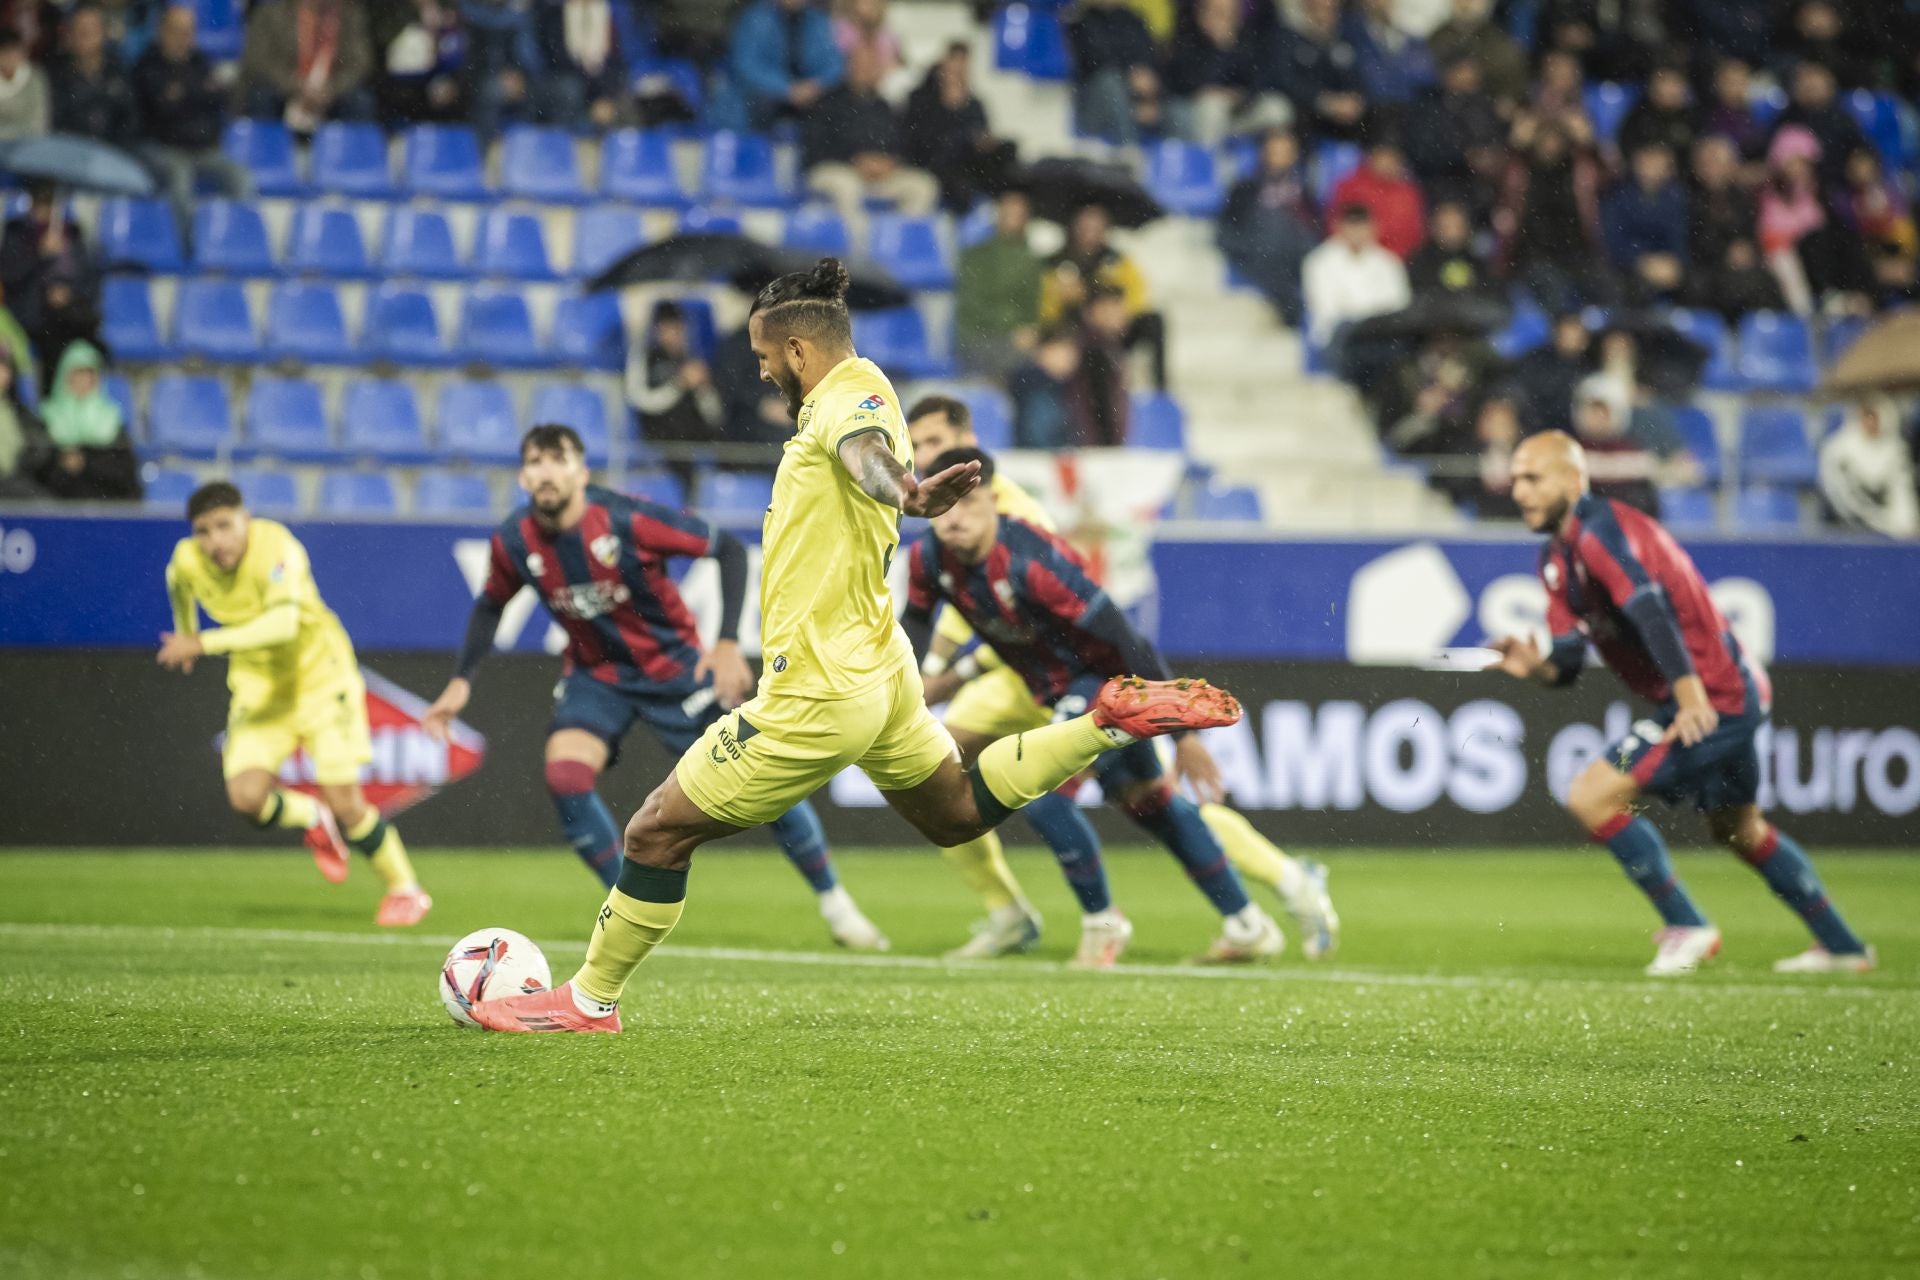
[426,596,506,741]
[837,430,980,516]
[1486,634,1563,683]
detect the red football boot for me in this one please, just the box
[469,981,623,1034]
[304,805,350,885]
[1093,676,1242,740]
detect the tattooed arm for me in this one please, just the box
[835,429,981,517]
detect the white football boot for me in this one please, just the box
[1198,905,1285,964]
[1773,945,1877,974]
[1069,909,1134,970]
[1283,859,1341,961]
[818,886,890,952]
[946,904,1042,959]
[1645,925,1723,976]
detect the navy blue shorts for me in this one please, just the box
[550,668,722,766]
[1048,673,1165,793]
[1607,670,1769,813]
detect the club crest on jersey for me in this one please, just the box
[1543,560,1562,589]
[857,393,886,411]
[992,579,1018,610]
[590,534,619,568]
[771,655,788,674]
[526,552,546,578]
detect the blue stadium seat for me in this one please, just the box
[1734,486,1802,533]
[1311,141,1363,209]
[363,284,451,364]
[851,307,950,378]
[1666,308,1738,390]
[1585,82,1640,147]
[1825,314,1870,364]
[993,3,1070,81]
[953,386,1012,452]
[1193,483,1264,522]
[319,471,399,516]
[1143,139,1223,217]
[1491,299,1550,359]
[701,130,792,206]
[192,0,245,60]
[142,467,198,508]
[1129,391,1185,450]
[243,376,335,461]
[629,56,706,117]
[231,466,300,513]
[379,206,463,278]
[956,204,996,249]
[285,205,371,277]
[101,276,172,361]
[551,292,626,371]
[1739,406,1817,486]
[311,122,397,198]
[869,214,952,289]
[1659,486,1717,532]
[473,208,557,280]
[192,200,274,275]
[265,281,354,363]
[1670,404,1724,483]
[679,206,743,236]
[222,119,304,196]
[784,205,851,257]
[99,197,184,271]
[529,382,610,455]
[173,278,256,361]
[698,469,776,521]
[147,374,234,457]
[624,470,686,509]
[458,288,543,367]
[571,205,646,279]
[341,379,432,462]
[501,125,588,202]
[402,124,489,199]
[1845,89,1911,169]
[414,468,496,518]
[601,128,689,205]
[1734,311,1816,392]
[103,373,134,429]
[1750,84,1788,129]
[437,378,522,464]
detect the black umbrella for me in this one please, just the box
[586,233,911,310]
[0,134,154,196]
[1016,157,1163,228]
[1347,294,1512,342]
[1589,307,1710,397]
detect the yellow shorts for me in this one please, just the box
[222,669,372,787]
[942,663,1050,740]
[676,656,957,828]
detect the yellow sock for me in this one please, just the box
[972,714,1117,816]
[255,789,320,831]
[1201,803,1303,896]
[343,809,418,892]
[942,831,1024,912]
[574,866,687,1004]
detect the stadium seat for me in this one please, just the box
[868,214,952,289]
[102,373,134,429]
[340,379,433,462]
[458,288,543,367]
[473,208,557,281]
[98,197,184,271]
[1825,314,1870,364]
[955,204,996,249]
[630,55,706,117]
[1193,483,1264,522]
[1670,405,1724,483]
[222,119,304,196]
[1584,82,1640,147]
[1659,486,1717,532]
[601,128,689,205]
[1129,391,1185,451]
[1665,308,1738,390]
[529,382,610,455]
[142,466,198,508]
[698,469,776,521]
[784,205,851,257]
[101,276,172,361]
[679,206,744,236]
[318,471,399,515]
[953,386,1013,452]
[624,470,686,509]
[1734,485,1802,533]
[191,200,275,275]
[231,466,300,513]
[701,130,793,206]
[851,307,950,378]
[311,122,397,198]
[413,469,496,518]
[1738,406,1818,486]
[1143,139,1223,217]
[571,205,646,279]
[1491,300,1551,359]
[192,0,244,59]
[363,284,451,364]
[1733,311,1817,393]
[1845,89,1912,169]
[265,281,354,363]
[550,292,626,371]
[243,376,336,461]
[379,206,463,278]
[500,126,588,203]
[1310,141,1363,209]
[147,374,234,457]
[437,378,521,464]
[285,205,371,277]
[993,3,1070,81]
[173,278,256,361]
[402,124,489,199]
[657,296,716,357]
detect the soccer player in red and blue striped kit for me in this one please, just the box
[424,425,888,950]
[1489,431,1875,976]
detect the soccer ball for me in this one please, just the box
[439,928,551,1028]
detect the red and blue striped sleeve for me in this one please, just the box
[481,531,522,606]
[627,500,715,559]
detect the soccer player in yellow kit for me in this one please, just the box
[904,398,1339,964]
[471,260,1242,1033]
[158,482,430,926]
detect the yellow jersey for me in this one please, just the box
[759,356,916,700]
[166,518,357,694]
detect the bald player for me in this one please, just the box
[1489,431,1874,976]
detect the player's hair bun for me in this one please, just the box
[806,257,852,301]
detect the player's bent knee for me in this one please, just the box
[225,776,270,817]
[1567,761,1636,830]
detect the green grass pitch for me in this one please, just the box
[3,846,1917,1279]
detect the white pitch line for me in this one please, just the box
[0,921,1907,999]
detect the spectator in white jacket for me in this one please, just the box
[1303,205,1412,346]
[1820,396,1919,537]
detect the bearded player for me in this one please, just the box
[1488,431,1874,976]
[904,399,1337,963]
[158,481,431,926]
[470,260,1240,1033]
[421,424,888,951]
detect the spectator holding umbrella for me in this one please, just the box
[1040,202,1168,391]
[0,181,102,388]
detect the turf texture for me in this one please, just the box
[2,847,1916,1279]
